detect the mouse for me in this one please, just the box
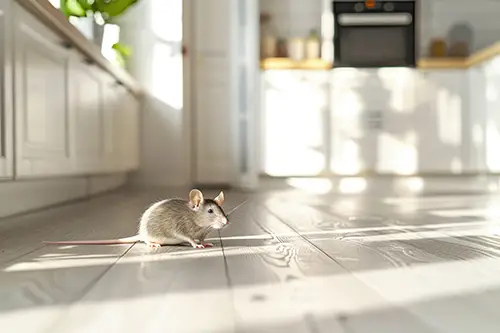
[43,189,228,249]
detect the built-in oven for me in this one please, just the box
[332,1,416,68]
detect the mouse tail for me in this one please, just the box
[43,235,141,245]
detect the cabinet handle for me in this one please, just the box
[61,41,73,49]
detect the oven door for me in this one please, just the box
[334,13,416,68]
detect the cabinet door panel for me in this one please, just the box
[413,71,465,173]
[101,77,121,171]
[70,62,104,173]
[117,87,139,171]
[14,7,72,177]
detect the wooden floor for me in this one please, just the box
[3,180,500,332]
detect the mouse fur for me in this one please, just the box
[139,190,228,248]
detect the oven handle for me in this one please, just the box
[337,13,412,26]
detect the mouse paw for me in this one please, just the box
[146,242,161,248]
[202,242,214,248]
[193,244,205,249]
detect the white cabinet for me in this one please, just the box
[70,62,139,174]
[119,87,140,171]
[13,4,74,177]
[413,70,466,173]
[262,71,329,176]
[7,3,140,180]
[330,68,417,175]
[101,74,121,171]
[107,83,139,172]
[0,6,13,179]
[329,68,466,175]
[482,58,500,173]
[69,58,104,173]
[374,68,417,175]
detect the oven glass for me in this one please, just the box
[339,27,409,66]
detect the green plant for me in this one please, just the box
[60,0,138,67]
[60,0,139,21]
[112,42,132,67]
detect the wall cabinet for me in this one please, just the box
[10,3,140,179]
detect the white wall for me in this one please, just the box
[118,0,190,187]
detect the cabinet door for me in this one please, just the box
[0,6,13,179]
[120,88,140,171]
[413,71,465,173]
[70,60,104,173]
[101,75,121,171]
[374,68,417,175]
[14,5,73,177]
[262,71,329,176]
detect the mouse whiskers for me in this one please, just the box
[226,200,249,217]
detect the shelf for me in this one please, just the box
[260,58,332,70]
[417,58,468,69]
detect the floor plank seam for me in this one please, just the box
[252,205,347,333]
[217,230,242,333]
[261,204,348,270]
[218,230,234,289]
[1,244,46,266]
[43,243,136,333]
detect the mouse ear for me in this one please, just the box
[214,191,225,206]
[189,189,204,210]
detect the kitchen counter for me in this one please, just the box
[20,0,142,95]
[261,41,500,70]
[258,44,500,177]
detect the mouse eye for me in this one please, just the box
[208,209,213,214]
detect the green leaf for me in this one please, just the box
[93,0,139,17]
[115,52,126,68]
[76,0,93,11]
[112,42,132,57]
[60,0,87,17]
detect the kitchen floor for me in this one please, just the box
[2,179,500,333]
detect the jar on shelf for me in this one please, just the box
[288,38,305,61]
[305,29,320,59]
[276,37,288,58]
[429,38,447,58]
[260,12,277,59]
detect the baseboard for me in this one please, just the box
[0,173,128,219]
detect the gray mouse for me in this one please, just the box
[44,189,228,248]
